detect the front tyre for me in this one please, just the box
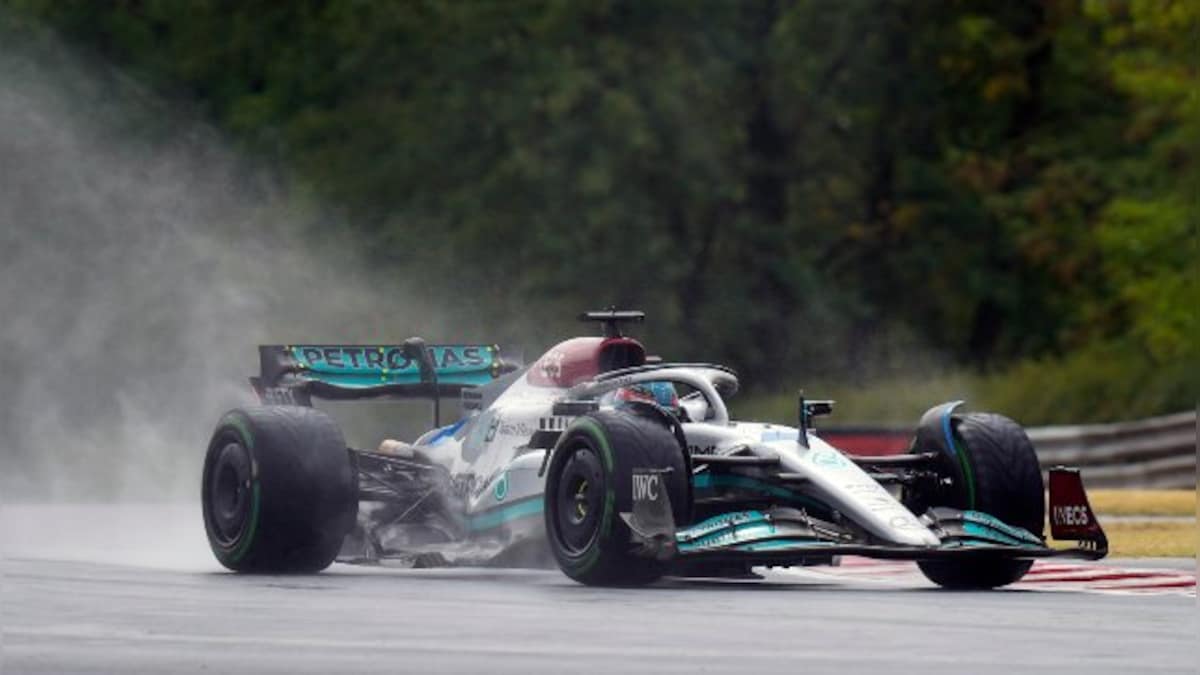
[543,407,689,586]
[202,406,358,573]
[910,410,1045,589]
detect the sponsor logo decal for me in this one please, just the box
[295,345,489,371]
[687,444,716,455]
[259,387,296,405]
[479,414,537,442]
[632,473,661,502]
[499,420,535,437]
[1052,504,1090,527]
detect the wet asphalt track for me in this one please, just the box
[3,505,1197,674]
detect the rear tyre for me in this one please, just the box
[543,407,689,586]
[202,406,358,573]
[909,412,1045,589]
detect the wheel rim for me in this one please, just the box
[553,444,605,556]
[206,441,252,547]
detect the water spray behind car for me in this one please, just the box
[0,19,458,504]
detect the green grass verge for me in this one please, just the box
[1050,520,1198,559]
[1088,490,1195,517]
[1048,490,1197,558]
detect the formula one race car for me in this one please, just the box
[202,310,1108,588]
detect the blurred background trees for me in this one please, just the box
[8,0,1195,422]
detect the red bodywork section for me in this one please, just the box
[1048,467,1105,542]
[818,429,912,457]
[527,337,646,388]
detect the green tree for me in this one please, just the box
[7,0,1193,400]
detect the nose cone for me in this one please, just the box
[781,437,941,547]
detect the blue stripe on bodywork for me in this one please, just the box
[427,419,466,445]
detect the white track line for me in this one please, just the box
[779,557,1196,596]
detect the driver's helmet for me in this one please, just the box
[610,381,679,409]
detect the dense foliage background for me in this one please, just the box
[6,0,1195,425]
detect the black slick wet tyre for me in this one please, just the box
[202,406,358,573]
[915,412,1045,589]
[543,407,689,586]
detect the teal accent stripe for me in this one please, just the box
[960,522,1041,548]
[675,510,767,542]
[733,539,837,552]
[677,523,780,552]
[467,497,544,531]
[692,474,825,510]
[961,510,1043,545]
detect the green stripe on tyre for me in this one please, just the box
[222,413,260,564]
[227,483,260,564]
[568,418,617,574]
[575,418,615,537]
[575,418,614,471]
[951,435,976,508]
[226,413,255,450]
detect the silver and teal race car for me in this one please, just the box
[201,310,1108,588]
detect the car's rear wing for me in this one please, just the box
[250,340,520,419]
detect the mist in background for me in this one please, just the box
[0,23,464,501]
[2,3,1193,505]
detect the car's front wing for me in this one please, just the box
[622,468,1108,565]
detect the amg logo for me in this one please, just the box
[1052,504,1090,526]
[632,473,660,501]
